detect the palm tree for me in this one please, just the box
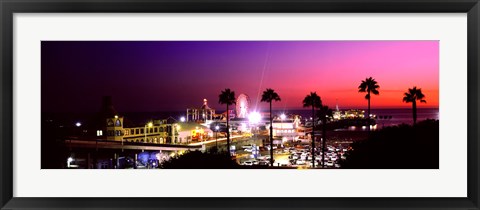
[317,105,333,168]
[303,92,322,168]
[358,77,380,132]
[218,88,236,156]
[403,86,427,125]
[261,88,281,167]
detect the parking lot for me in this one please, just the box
[236,141,351,168]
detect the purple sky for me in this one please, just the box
[41,41,439,113]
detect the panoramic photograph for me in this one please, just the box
[41,41,439,169]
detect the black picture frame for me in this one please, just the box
[1,0,479,209]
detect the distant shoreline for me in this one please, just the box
[42,107,439,115]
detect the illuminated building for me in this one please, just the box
[331,100,365,120]
[344,109,365,119]
[176,122,213,143]
[272,114,302,142]
[89,97,181,144]
[330,100,366,121]
[114,118,177,144]
[333,100,342,120]
[186,99,216,122]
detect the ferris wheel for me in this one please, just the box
[236,94,250,118]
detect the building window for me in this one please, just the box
[160,127,164,132]
[124,130,129,135]
[115,119,121,127]
[96,130,103,136]
[154,127,158,133]
[141,129,144,134]
[131,129,134,135]
[136,129,139,134]
[150,128,153,133]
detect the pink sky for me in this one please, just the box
[43,41,439,112]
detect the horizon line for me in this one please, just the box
[42,106,440,114]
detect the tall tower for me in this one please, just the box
[106,115,124,141]
[336,99,339,112]
[90,96,120,139]
[333,99,341,120]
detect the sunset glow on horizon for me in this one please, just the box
[42,41,439,112]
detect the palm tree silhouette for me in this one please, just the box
[403,86,427,125]
[358,77,380,132]
[261,88,281,167]
[317,105,333,168]
[218,88,236,156]
[303,92,322,168]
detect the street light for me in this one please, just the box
[180,116,186,122]
[215,125,220,151]
[248,111,261,124]
[145,122,153,143]
[74,122,82,137]
[67,157,73,168]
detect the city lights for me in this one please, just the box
[42,41,440,170]
[248,111,261,124]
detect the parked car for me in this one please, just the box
[296,159,306,165]
[242,161,253,166]
[242,145,253,149]
[258,161,269,165]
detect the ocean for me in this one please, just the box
[275,108,439,127]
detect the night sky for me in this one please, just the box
[41,41,439,113]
